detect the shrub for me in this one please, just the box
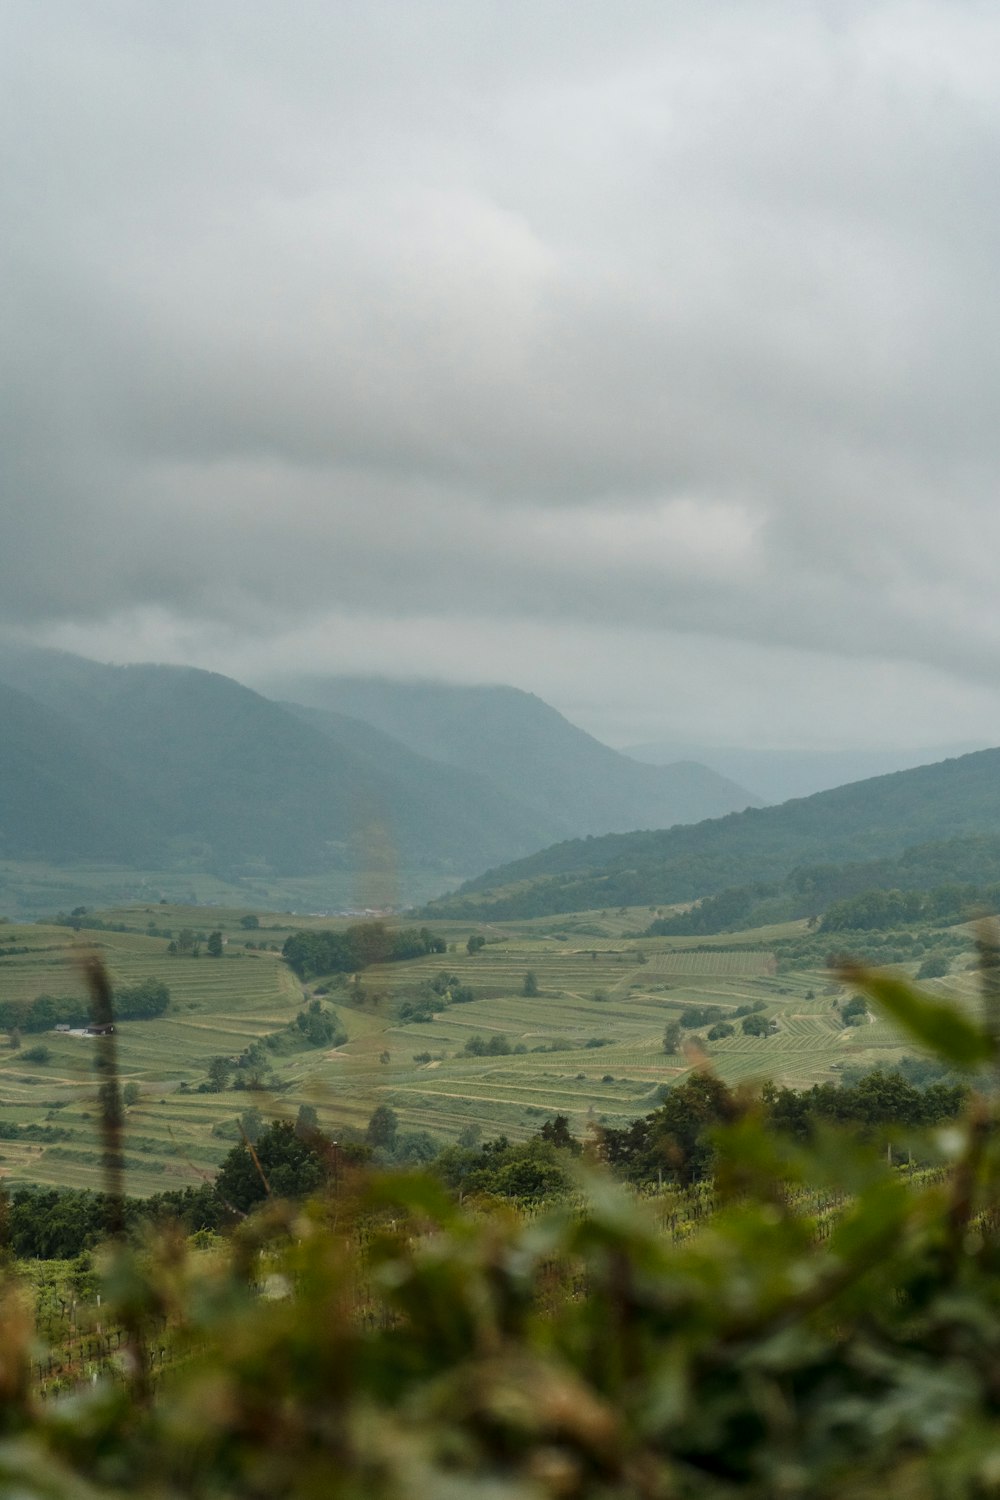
[917,953,949,979]
[841,994,869,1026]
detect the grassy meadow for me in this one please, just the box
[0,901,979,1196]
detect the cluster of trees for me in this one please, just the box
[840,993,869,1026]
[762,1072,967,1140]
[166,928,223,957]
[645,868,1000,946]
[282,921,445,979]
[678,1003,725,1028]
[47,907,136,933]
[663,999,771,1052]
[398,971,475,1024]
[203,1002,347,1092]
[0,978,170,1035]
[819,882,1000,932]
[463,1033,518,1056]
[601,1069,967,1185]
[3,1183,228,1259]
[645,884,771,936]
[433,1127,577,1200]
[205,1068,971,1206]
[773,922,972,975]
[0,1120,72,1143]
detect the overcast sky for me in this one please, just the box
[4,1,1000,750]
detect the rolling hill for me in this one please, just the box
[423,745,1000,920]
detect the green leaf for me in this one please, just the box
[838,964,995,1068]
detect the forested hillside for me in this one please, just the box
[0,680,156,862]
[426,747,1000,919]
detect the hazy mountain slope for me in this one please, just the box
[262,676,761,837]
[0,680,157,862]
[0,650,557,878]
[425,746,1000,919]
[280,701,567,863]
[624,741,986,803]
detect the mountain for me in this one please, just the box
[278,700,566,864]
[0,648,558,882]
[0,679,157,863]
[623,741,988,804]
[259,675,761,838]
[423,745,1000,920]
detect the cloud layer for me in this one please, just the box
[4,1,1000,747]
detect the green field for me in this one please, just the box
[0,903,980,1195]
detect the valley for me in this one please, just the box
[0,899,978,1196]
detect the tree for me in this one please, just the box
[647,1073,737,1184]
[239,914,260,930]
[467,934,486,955]
[206,931,224,959]
[522,971,539,997]
[215,1121,327,1213]
[366,1105,399,1150]
[539,1114,580,1153]
[394,1130,439,1164]
[707,1021,735,1041]
[207,1056,232,1092]
[741,1013,771,1037]
[663,1021,681,1054]
[122,1083,141,1108]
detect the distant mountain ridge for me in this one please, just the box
[424,745,1000,920]
[0,649,560,881]
[0,649,758,899]
[259,675,762,839]
[624,740,988,804]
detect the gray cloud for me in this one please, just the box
[4,1,1000,748]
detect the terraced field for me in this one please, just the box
[0,906,979,1194]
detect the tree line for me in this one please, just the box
[0,978,170,1035]
[281,921,446,979]
[4,1064,968,1258]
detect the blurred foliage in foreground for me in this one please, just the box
[8,956,1000,1496]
